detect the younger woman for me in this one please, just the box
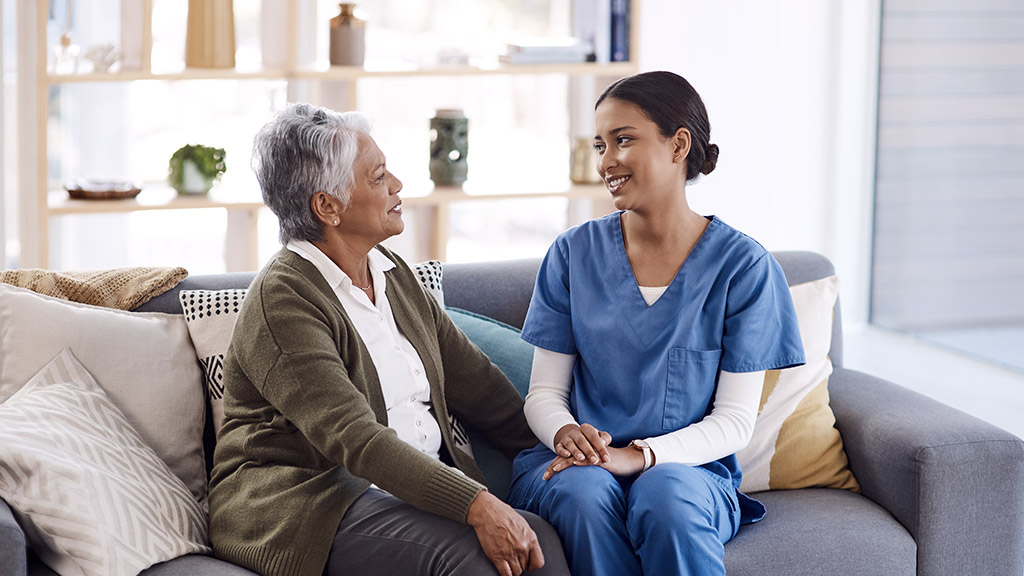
[507,71,805,576]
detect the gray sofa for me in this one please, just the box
[2,251,1022,575]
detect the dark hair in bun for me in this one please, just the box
[597,71,718,182]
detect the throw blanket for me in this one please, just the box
[0,267,188,310]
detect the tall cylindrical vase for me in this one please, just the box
[329,3,366,67]
[186,0,236,69]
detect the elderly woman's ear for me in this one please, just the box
[311,191,344,227]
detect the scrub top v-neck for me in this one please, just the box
[520,211,804,518]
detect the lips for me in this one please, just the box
[605,174,631,193]
[389,199,402,214]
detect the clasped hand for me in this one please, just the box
[543,423,646,480]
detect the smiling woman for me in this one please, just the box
[508,71,805,576]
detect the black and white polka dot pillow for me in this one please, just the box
[179,289,248,433]
[412,260,444,307]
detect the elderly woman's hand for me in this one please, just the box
[466,491,545,576]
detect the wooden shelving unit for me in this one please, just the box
[28,0,639,270]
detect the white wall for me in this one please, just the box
[636,0,880,326]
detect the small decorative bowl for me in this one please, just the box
[64,179,142,200]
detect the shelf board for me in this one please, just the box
[47,183,609,215]
[293,61,637,80]
[48,188,265,215]
[46,67,292,84]
[46,61,637,84]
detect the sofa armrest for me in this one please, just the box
[0,498,27,576]
[829,367,1024,576]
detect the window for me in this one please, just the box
[872,0,1024,372]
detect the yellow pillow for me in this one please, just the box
[736,275,860,493]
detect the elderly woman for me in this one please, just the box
[208,103,568,576]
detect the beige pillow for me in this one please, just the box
[0,349,211,576]
[0,283,207,504]
[736,275,860,493]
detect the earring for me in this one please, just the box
[333,220,338,225]
[673,155,681,162]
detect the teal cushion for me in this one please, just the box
[446,307,533,399]
[445,307,535,500]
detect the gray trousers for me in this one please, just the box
[324,488,570,575]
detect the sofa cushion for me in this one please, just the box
[0,349,210,576]
[0,283,207,504]
[445,307,533,398]
[0,498,27,576]
[445,307,535,501]
[179,288,247,433]
[737,276,860,493]
[725,489,916,576]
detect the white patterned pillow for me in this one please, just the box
[179,289,247,433]
[0,283,207,505]
[179,260,454,438]
[0,349,211,576]
[413,260,444,307]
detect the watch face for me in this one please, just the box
[632,439,649,449]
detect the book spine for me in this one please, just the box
[610,0,630,62]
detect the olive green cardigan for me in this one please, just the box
[208,247,537,576]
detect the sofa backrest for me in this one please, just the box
[444,250,843,368]
[134,272,257,314]
[135,250,843,366]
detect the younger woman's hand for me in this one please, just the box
[596,446,647,477]
[553,423,612,466]
[542,445,647,480]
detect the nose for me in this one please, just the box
[597,148,615,178]
[389,171,403,194]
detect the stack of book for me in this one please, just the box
[499,38,592,64]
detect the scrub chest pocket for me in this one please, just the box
[664,347,722,430]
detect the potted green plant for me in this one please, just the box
[168,144,226,195]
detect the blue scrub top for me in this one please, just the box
[521,213,805,523]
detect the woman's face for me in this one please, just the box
[337,133,404,243]
[594,98,685,213]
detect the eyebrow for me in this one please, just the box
[594,126,637,139]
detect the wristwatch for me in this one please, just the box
[630,439,653,472]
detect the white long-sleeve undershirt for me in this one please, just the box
[523,346,765,467]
